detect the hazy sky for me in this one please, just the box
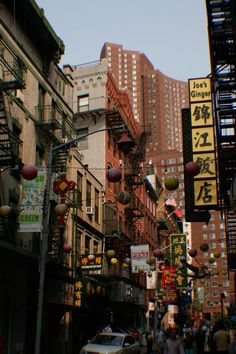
[36,0,211,82]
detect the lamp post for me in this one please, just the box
[34,124,124,354]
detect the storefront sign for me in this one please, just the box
[81,253,103,271]
[188,77,218,209]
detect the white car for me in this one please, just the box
[80,332,141,354]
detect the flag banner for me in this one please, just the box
[173,207,183,218]
[131,244,149,273]
[19,166,46,232]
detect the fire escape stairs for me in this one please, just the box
[207,0,236,268]
[0,89,22,167]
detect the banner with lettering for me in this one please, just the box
[170,234,188,288]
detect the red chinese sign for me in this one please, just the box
[161,266,176,291]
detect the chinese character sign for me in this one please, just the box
[170,234,188,288]
[81,253,103,271]
[131,244,149,273]
[161,266,176,291]
[188,77,218,209]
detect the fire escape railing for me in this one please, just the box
[206,0,236,270]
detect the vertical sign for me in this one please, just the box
[188,78,218,208]
[19,166,46,232]
[170,234,188,288]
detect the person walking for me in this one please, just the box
[183,330,194,354]
[146,330,154,354]
[163,328,184,354]
[212,320,230,354]
[156,325,165,354]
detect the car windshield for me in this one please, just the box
[91,334,123,346]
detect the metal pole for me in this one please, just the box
[34,124,124,354]
[35,144,53,354]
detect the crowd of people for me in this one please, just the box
[140,320,236,354]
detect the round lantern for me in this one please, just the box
[124,257,131,264]
[87,254,95,262]
[164,176,179,191]
[21,164,38,180]
[185,162,201,177]
[107,249,115,258]
[54,203,68,216]
[147,271,152,277]
[213,251,221,258]
[0,205,11,217]
[107,168,122,183]
[122,262,129,268]
[63,243,71,253]
[200,243,209,252]
[148,256,156,265]
[208,257,216,264]
[116,191,131,205]
[110,257,118,265]
[188,248,198,258]
[153,248,163,258]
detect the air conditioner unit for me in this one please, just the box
[86,206,94,215]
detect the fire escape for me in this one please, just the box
[206,0,236,269]
[0,36,25,241]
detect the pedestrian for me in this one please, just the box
[146,329,153,354]
[195,325,209,354]
[183,330,194,354]
[156,325,165,354]
[212,320,230,354]
[163,328,184,354]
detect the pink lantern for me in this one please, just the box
[153,248,163,258]
[0,205,11,217]
[87,254,95,261]
[107,168,122,183]
[63,243,71,253]
[54,204,68,216]
[185,162,201,177]
[188,248,198,258]
[21,165,38,180]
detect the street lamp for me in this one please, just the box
[35,124,124,354]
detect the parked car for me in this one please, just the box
[80,332,140,354]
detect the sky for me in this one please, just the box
[36,0,211,82]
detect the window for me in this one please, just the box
[86,181,92,207]
[85,235,91,254]
[77,128,88,149]
[95,188,99,223]
[77,172,83,210]
[77,95,89,112]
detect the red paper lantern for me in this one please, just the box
[107,168,122,182]
[188,248,198,258]
[164,176,179,191]
[63,243,71,253]
[185,162,201,177]
[153,248,163,258]
[21,165,38,180]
